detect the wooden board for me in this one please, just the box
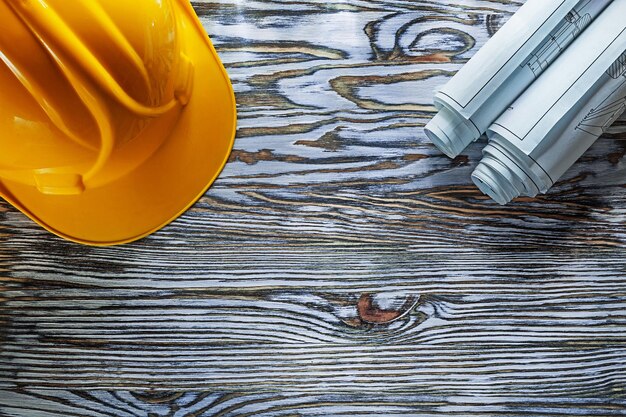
[2,0,626,415]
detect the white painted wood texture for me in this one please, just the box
[2,0,626,415]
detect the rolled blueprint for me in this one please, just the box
[424,0,611,158]
[472,0,626,205]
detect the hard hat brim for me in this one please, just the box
[0,2,237,246]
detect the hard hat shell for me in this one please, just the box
[0,0,237,245]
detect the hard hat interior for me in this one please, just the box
[0,1,100,172]
[43,0,180,116]
[0,54,98,173]
[0,0,185,188]
[0,0,237,245]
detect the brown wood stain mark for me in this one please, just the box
[402,154,429,162]
[370,122,425,132]
[236,121,332,139]
[236,112,417,139]
[227,57,328,69]
[607,146,626,165]
[219,43,348,60]
[229,149,306,165]
[246,61,456,92]
[450,155,470,166]
[329,70,453,111]
[221,42,348,69]
[295,129,346,151]
[294,160,404,176]
[356,293,420,325]
[234,91,305,111]
[376,49,453,64]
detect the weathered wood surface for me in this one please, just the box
[2,391,626,417]
[2,0,626,415]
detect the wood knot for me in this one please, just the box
[451,154,469,166]
[345,293,420,327]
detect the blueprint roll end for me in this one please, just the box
[425,107,477,158]
[472,161,519,205]
[472,142,532,205]
[472,141,542,205]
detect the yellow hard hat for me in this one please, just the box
[0,0,236,245]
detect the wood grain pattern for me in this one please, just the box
[2,0,626,415]
[1,391,626,417]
